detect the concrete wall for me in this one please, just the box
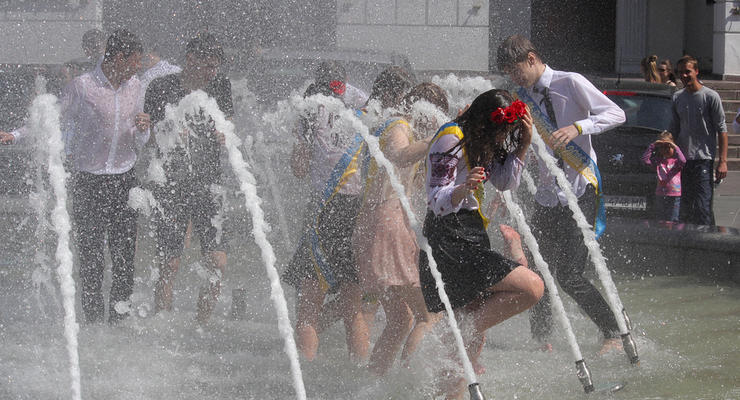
[645,0,685,66]
[684,0,715,71]
[713,0,740,78]
[0,1,102,64]
[336,0,490,71]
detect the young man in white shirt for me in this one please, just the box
[497,35,625,353]
[63,29,150,324]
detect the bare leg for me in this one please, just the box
[155,257,181,312]
[368,288,414,375]
[440,266,543,399]
[295,278,324,361]
[499,224,527,267]
[196,250,227,324]
[400,287,441,366]
[338,282,370,361]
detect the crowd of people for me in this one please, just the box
[0,27,734,399]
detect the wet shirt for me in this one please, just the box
[525,65,625,207]
[425,124,524,216]
[144,73,233,185]
[61,65,149,175]
[298,85,368,196]
[669,86,727,161]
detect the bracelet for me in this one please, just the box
[573,122,583,135]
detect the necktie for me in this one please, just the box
[535,86,557,127]
[534,86,564,168]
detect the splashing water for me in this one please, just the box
[291,91,480,387]
[499,190,584,363]
[156,90,307,400]
[431,74,502,114]
[529,128,629,334]
[28,93,81,400]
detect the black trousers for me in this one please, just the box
[528,188,620,340]
[72,170,138,323]
[679,159,715,225]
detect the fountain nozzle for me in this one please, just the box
[622,308,633,331]
[621,333,639,364]
[468,383,486,400]
[575,359,595,393]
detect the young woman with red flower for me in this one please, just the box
[419,89,544,399]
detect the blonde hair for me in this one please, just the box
[641,55,660,83]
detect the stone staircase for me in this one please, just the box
[703,80,740,171]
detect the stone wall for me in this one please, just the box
[0,1,102,65]
[336,0,490,71]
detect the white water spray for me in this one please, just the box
[158,90,307,400]
[28,94,81,400]
[499,190,583,361]
[530,128,628,334]
[292,92,479,385]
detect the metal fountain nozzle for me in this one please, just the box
[468,383,486,400]
[575,359,595,393]
[622,308,633,331]
[621,333,640,365]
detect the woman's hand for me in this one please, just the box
[515,106,533,160]
[451,166,485,206]
[465,166,486,190]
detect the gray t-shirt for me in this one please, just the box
[669,86,727,160]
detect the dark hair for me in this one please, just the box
[452,89,523,166]
[369,66,414,109]
[677,55,698,70]
[659,59,677,84]
[82,29,105,53]
[103,29,143,63]
[496,35,540,71]
[185,32,224,62]
[401,82,449,115]
[315,61,346,86]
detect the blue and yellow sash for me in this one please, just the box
[516,88,606,239]
[428,122,489,228]
[361,117,409,191]
[302,110,366,293]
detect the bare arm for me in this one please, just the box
[716,131,728,180]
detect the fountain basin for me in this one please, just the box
[601,217,740,283]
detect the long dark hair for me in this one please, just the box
[452,89,523,166]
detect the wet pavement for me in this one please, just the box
[715,170,740,229]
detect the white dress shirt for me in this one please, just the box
[525,65,625,207]
[61,65,149,175]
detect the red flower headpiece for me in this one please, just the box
[329,80,346,96]
[490,100,527,124]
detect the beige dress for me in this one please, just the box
[352,118,427,292]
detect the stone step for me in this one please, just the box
[717,89,740,100]
[726,146,740,158]
[727,111,738,124]
[728,158,740,171]
[729,135,740,146]
[723,99,740,112]
[704,80,740,90]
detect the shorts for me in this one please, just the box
[154,180,227,260]
[419,209,519,313]
[282,193,361,292]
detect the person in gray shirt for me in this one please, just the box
[669,55,728,225]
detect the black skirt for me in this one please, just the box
[419,209,519,313]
